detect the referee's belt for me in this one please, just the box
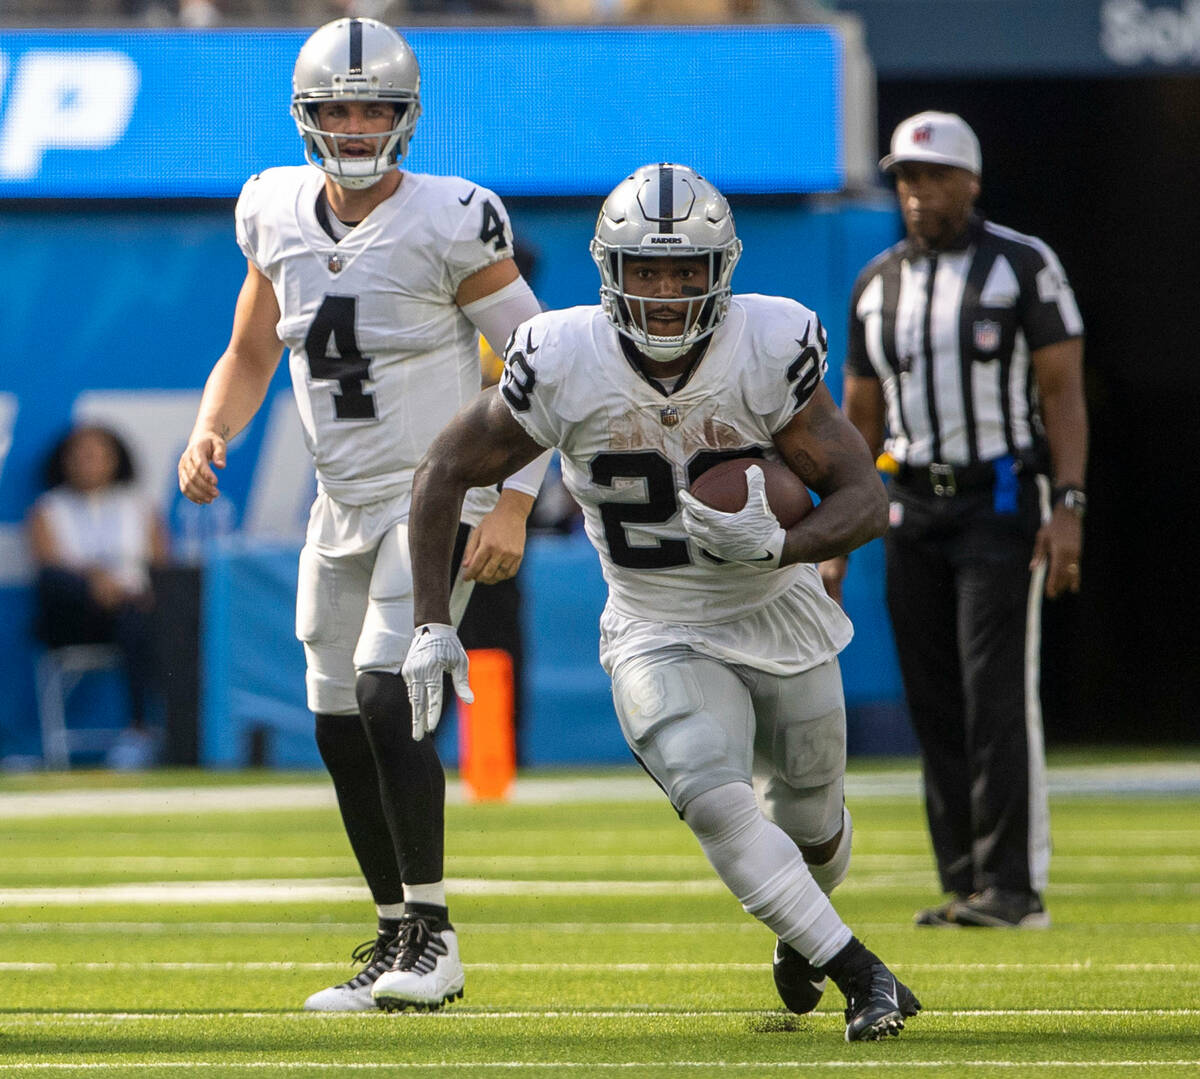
[893,459,1011,497]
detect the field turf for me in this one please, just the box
[1,755,1198,1077]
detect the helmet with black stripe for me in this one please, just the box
[291,18,422,190]
[590,163,742,364]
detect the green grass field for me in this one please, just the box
[2,755,1198,1077]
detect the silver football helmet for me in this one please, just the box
[291,18,422,190]
[590,163,742,364]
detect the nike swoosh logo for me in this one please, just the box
[458,188,476,205]
[747,553,775,562]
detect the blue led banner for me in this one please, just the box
[0,26,842,198]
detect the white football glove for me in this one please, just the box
[677,464,787,568]
[402,624,474,741]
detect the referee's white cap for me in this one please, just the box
[880,111,981,176]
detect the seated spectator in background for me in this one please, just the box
[27,425,169,767]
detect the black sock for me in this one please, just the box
[315,712,404,905]
[377,916,403,940]
[404,901,452,932]
[821,937,879,994]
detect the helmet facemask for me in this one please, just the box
[591,164,742,365]
[291,18,422,191]
[595,243,738,364]
[292,97,419,191]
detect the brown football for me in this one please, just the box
[688,457,813,528]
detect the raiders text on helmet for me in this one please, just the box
[590,164,742,364]
[291,18,422,190]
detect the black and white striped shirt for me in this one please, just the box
[845,215,1083,469]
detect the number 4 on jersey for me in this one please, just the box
[479,200,510,253]
[304,295,378,420]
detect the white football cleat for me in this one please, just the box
[371,914,464,1012]
[304,926,400,1012]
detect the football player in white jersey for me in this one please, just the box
[177,19,548,1013]
[400,164,923,1043]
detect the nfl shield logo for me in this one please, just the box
[974,319,1001,353]
[328,254,344,274]
[659,406,680,427]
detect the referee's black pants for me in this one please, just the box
[884,475,1051,899]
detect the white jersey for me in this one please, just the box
[236,165,513,518]
[499,296,853,674]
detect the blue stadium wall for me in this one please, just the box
[0,26,908,767]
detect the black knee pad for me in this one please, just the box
[355,670,441,776]
[355,670,412,735]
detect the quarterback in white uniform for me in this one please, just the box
[178,19,547,1014]
[402,164,922,1042]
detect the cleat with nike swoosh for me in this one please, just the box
[843,963,921,1042]
[773,939,827,1015]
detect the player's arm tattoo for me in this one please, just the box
[778,385,876,500]
[781,444,822,488]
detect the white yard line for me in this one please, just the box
[3,920,1199,935]
[1,961,1196,973]
[5,853,1199,873]
[2,762,1198,819]
[0,877,729,905]
[3,1008,1199,1021]
[0,1059,1198,1071]
[3,921,1199,940]
[1,875,1197,907]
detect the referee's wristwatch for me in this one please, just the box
[1052,485,1087,519]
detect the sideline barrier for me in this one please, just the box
[0,199,902,762]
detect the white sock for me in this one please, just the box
[807,806,853,896]
[402,881,447,908]
[685,782,852,968]
[376,902,406,921]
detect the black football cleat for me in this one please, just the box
[951,887,1050,929]
[913,894,967,927]
[843,963,921,1042]
[772,939,827,1014]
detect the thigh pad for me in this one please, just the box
[612,651,754,811]
[295,544,371,715]
[751,659,846,844]
[354,524,415,673]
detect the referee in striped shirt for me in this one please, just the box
[823,112,1088,929]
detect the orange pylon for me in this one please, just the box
[459,649,516,802]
